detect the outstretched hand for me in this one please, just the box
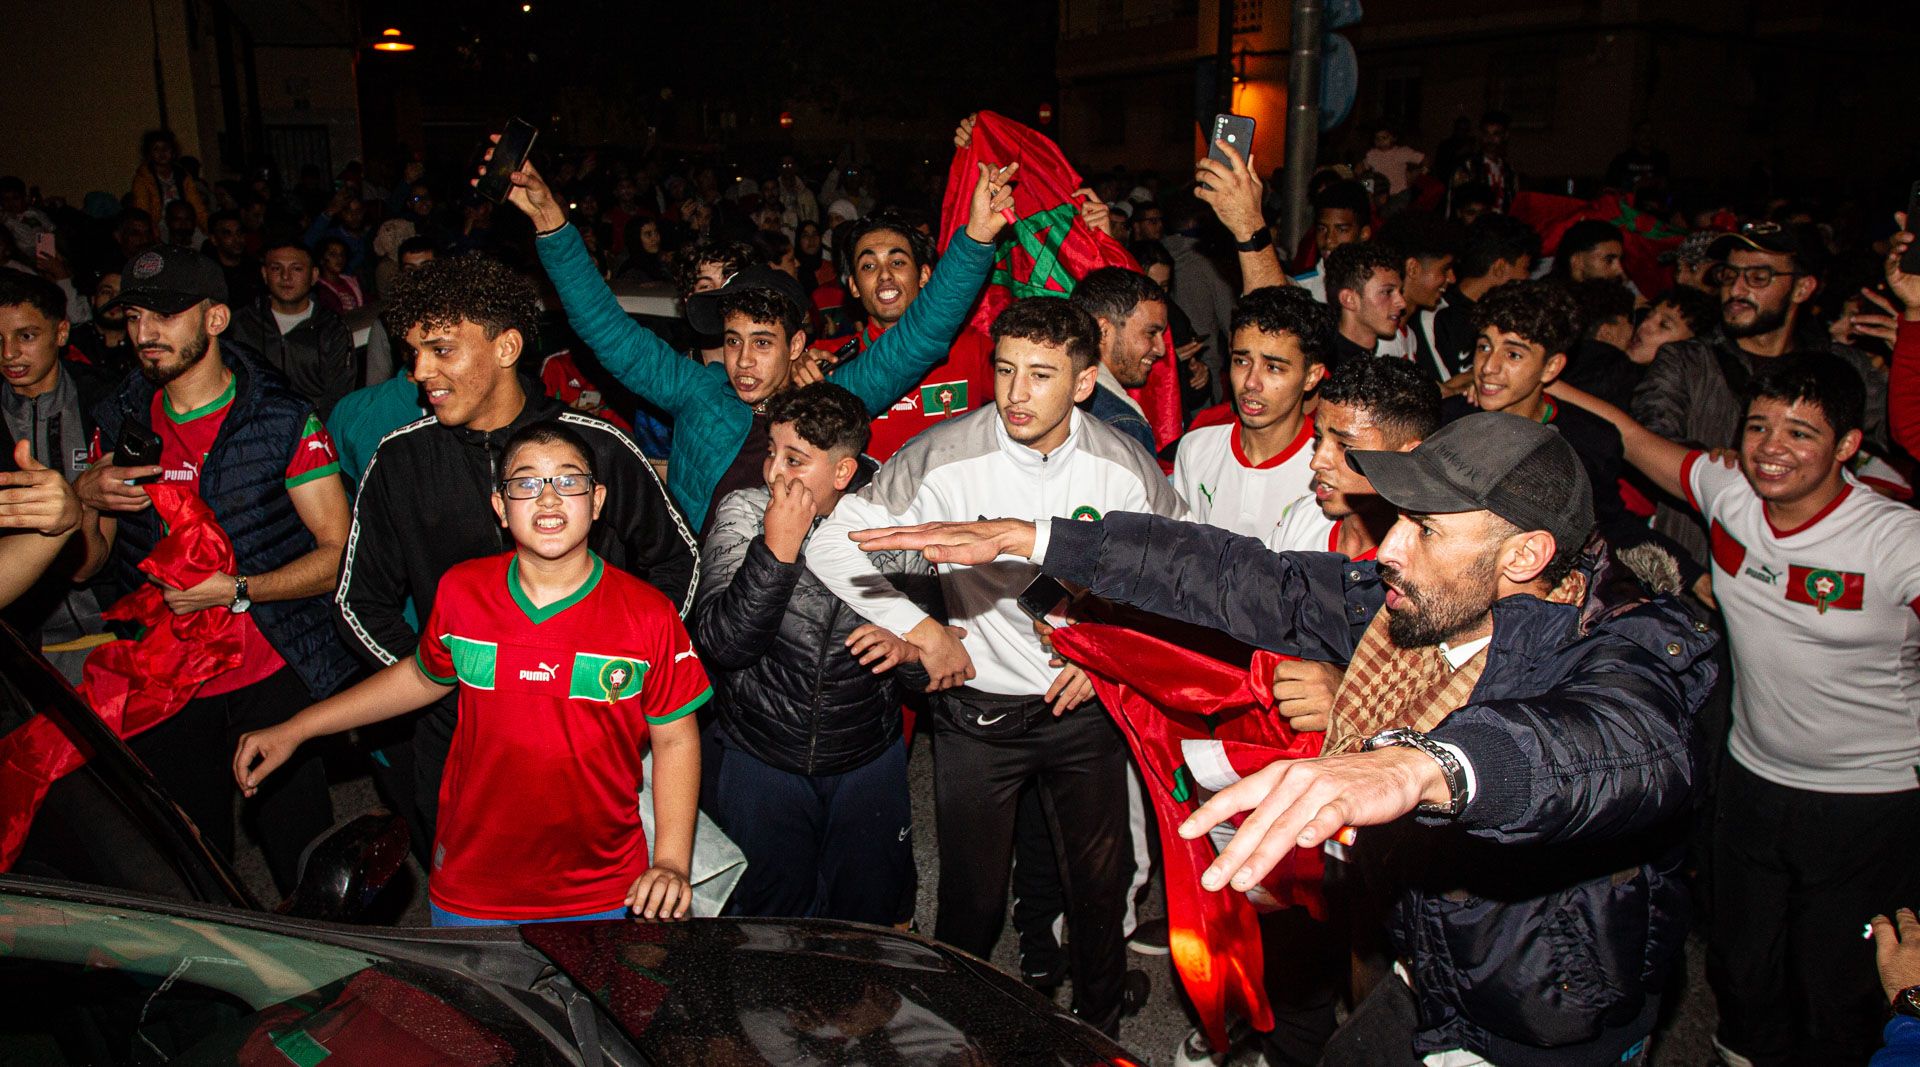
[851,518,1038,566]
[1176,746,1448,892]
[475,133,567,232]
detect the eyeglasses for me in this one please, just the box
[499,474,595,499]
[1709,263,1802,288]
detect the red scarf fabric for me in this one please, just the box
[938,111,1184,450]
[1050,622,1327,1051]
[0,483,244,868]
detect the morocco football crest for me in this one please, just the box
[1785,566,1864,614]
[919,381,968,417]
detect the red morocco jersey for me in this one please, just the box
[415,551,711,919]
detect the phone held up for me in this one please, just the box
[1200,113,1256,191]
[476,118,540,204]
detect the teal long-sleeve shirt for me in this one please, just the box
[535,221,997,530]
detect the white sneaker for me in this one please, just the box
[1171,1022,1268,1067]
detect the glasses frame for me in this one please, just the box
[1709,263,1803,289]
[497,474,596,500]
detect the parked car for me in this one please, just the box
[0,627,1140,1065]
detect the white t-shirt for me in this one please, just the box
[1685,452,1920,793]
[271,302,314,336]
[1271,492,1340,553]
[1172,418,1316,550]
[1364,145,1426,194]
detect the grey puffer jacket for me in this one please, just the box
[693,476,943,776]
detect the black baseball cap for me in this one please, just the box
[1706,222,1827,275]
[685,265,810,336]
[1347,411,1594,559]
[108,245,229,314]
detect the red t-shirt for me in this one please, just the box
[93,377,341,697]
[415,551,712,920]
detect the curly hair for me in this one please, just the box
[672,239,755,300]
[1230,285,1336,367]
[382,252,539,345]
[765,382,871,457]
[990,297,1101,371]
[1316,355,1442,443]
[1324,241,1404,304]
[1469,278,1582,359]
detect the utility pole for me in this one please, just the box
[1214,0,1235,117]
[1281,0,1324,256]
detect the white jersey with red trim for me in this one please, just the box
[1271,492,1339,553]
[1685,451,1920,793]
[1172,418,1316,550]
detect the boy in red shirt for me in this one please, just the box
[235,420,707,925]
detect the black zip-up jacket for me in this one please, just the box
[335,393,698,703]
[1042,513,1716,1065]
[229,301,356,419]
[693,471,943,776]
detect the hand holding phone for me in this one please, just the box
[114,424,163,485]
[476,119,539,204]
[1200,113,1257,191]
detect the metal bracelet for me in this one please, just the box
[1362,727,1466,817]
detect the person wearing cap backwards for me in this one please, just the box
[1631,221,1889,568]
[853,410,1715,1066]
[484,124,1017,532]
[333,254,697,866]
[70,244,360,897]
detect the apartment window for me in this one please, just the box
[1378,69,1424,134]
[1234,0,1263,33]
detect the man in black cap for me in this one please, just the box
[1630,221,1887,568]
[854,410,1715,1066]
[71,244,360,897]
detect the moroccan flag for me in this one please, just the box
[1785,565,1866,613]
[0,483,244,868]
[1510,191,1686,297]
[1051,622,1327,1052]
[939,111,1185,451]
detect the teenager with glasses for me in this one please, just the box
[335,253,697,865]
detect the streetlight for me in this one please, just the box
[372,27,415,52]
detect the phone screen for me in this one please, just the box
[477,119,539,203]
[1017,574,1071,623]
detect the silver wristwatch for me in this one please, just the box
[1896,984,1920,1020]
[229,574,252,614]
[1363,727,1467,817]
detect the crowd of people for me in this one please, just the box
[1,107,1918,1067]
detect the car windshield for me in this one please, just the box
[0,890,566,1064]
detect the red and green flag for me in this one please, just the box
[1510,190,1687,297]
[939,111,1185,451]
[1785,565,1866,613]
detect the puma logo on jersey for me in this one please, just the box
[306,438,332,453]
[519,661,562,682]
[674,649,698,663]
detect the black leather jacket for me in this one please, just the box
[693,476,942,776]
[1044,514,1716,1064]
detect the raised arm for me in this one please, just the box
[483,142,710,416]
[1195,145,1287,293]
[828,161,1013,414]
[1550,381,1694,501]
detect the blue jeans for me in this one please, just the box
[711,738,913,925]
[429,902,630,927]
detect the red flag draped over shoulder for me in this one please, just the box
[1510,190,1686,297]
[0,483,244,868]
[1050,622,1327,1051]
[938,111,1184,450]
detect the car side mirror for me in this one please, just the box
[281,812,410,923]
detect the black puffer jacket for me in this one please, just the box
[1043,514,1717,1066]
[694,474,942,776]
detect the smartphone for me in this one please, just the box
[476,118,539,203]
[1201,113,1256,191]
[34,233,55,261]
[1207,113,1256,167]
[114,423,163,484]
[1901,180,1920,276]
[1017,573,1071,623]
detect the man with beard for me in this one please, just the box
[852,410,1712,1066]
[1326,242,1407,363]
[1173,286,1330,547]
[67,270,135,377]
[1631,222,1886,566]
[205,209,263,310]
[1067,266,1168,455]
[72,245,358,897]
